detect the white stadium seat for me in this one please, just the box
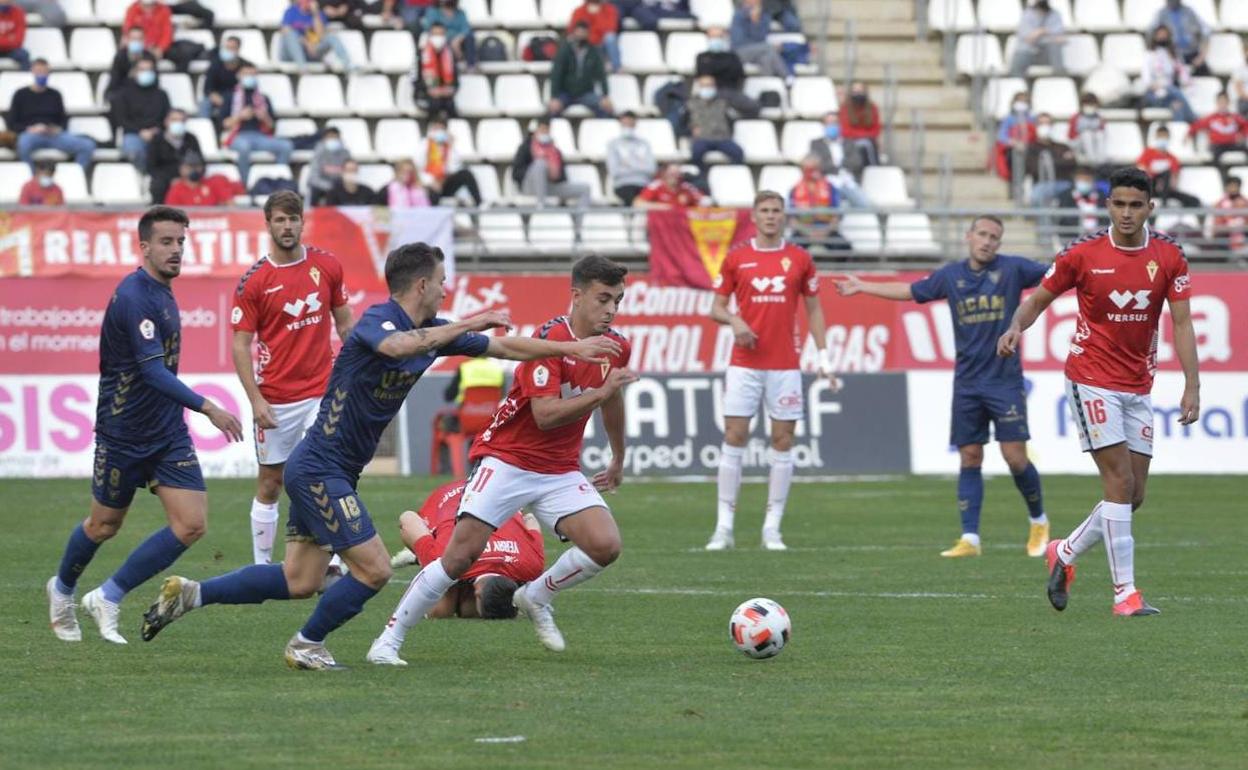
[550,117,581,160]
[448,118,479,160]
[1047,0,1074,28]
[1225,0,1248,31]
[1206,33,1246,76]
[975,0,1020,33]
[26,28,68,69]
[453,74,496,118]
[243,0,287,28]
[326,118,376,160]
[468,164,500,205]
[983,76,1028,120]
[733,119,782,164]
[49,72,99,114]
[780,120,823,163]
[1104,121,1145,163]
[356,163,394,192]
[576,118,621,162]
[841,212,882,252]
[491,0,542,28]
[223,29,270,68]
[0,162,32,204]
[789,76,838,118]
[347,74,398,117]
[642,74,683,107]
[94,0,129,25]
[927,0,976,32]
[691,0,734,28]
[1177,166,1225,206]
[1122,0,1165,32]
[1075,0,1125,31]
[1187,77,1223,117]
[0,72,33,109]
[707,165,755,207]
[92,162,145,204]
[68,28,116,72]
[885,213,940,255]
[160,73,197,114]
[478,212,528,254]
[62,0,93,25]
[67,116,112,146]
[744,76,789,117]
[607,74,644,115]
[540,0,580,27]
[757,165,801,198]
[1101,33,1146,76]
[528,211,576,252]
[956,33,1005,77]
[1061,34,1100,77]
[635,118,679,161]
[256,73,296,115]
[580,211,636,253]
[664,32,707,75]
[619,32,667,74]
[246,162,293,190]
[1031,76,1079,119]
[56,162,91,204]
[369,30,417,75]
[862,166,914,207]
[186,117,223,161]
[475,118,524,162]
[199,0,246,27]
[461,0,489,26]
[374,119,421,162]
[494,73,545,117]
[1183,0,1219,27]
[297,74,349,117]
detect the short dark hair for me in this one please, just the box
[264,190,304,221]
[225,35,241,45]
[32,58,49,68]
[754,190,785,208]
[1108,166,1152,198]
[1075,166,1094,177]
[1226,175,1242,188]
[138,206,190,242]
[477,577,520,620]
[429,21,446,31]
[534,116,551,130]
[1155,125,1171,136]
[34,160,56,175]
[969,214,1004,231]
[572,254,628,289]
[385,242,443,294]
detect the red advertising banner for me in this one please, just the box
[647,208,756,289]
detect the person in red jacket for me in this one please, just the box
[1136,125,1201,207]
[0,0,29,70]
[18,160,63,205]
[1212,174,1247,253]
[568,1,620,72]
[164,157,231,206]
[122,0,172,59]
[1190,92,1248,166]
[840,80,880,180]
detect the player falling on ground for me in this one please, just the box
[999,167,1201,617]
[140,244,619,669]
[705,190,839,552]
[46,206,244,644]
[389,480,545,619]
[232,191,354,566]
[367,255,636,665]
[836,216,1051,558]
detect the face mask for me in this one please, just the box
[431,129,448,143]
[620,126,635,138]
[1155,139,1169,151]
[1154,37,1169,48]
[1012,101,1028,113]
[39,175,54,188]
[824,124,840,140]
[1081,105,1096,116]
[429,35,446,49]
[707,38,727,53]
[1075,180,1093,194]
[241,75,257,89]
[851,92,866,103]
[1036,124,1052,141]
[188,169,204,182]
[536,133,552,145]
[343,173,359,185]
[220,49,237,63]
[698,87,717,100]
[34,74,49,87]
[140,0,154,5]
[128,40,144,55]
[325,138,343,152]
[586,2,600,10]
[137,70,157,87]
[168,121,186,136]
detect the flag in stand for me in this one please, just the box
[647,208,754,288]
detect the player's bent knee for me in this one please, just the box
[584,537,622,567]
[85,517,122,542]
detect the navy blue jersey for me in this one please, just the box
[293,299,490,481]
[95,268,190,445]
[910,254,1048,386]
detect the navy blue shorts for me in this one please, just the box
[283,466,377,553]
[91,433,205,509]
[949,385,1031,447]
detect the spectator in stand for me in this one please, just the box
[0,0,30,71]
[511,117,591,208]
[569,1,620,73]
[107,27,151,102]
[148,108,203,203]
[1057,167,1107,237]
[165,154,231,206]
[422,0,476,70]
[995,90,1035,182]
[606,110,656,205]
[788,154,850,251]
[1149,0,1211,77]
[306,126,350,205]
[807,110,870,207]
[320,0,366,31]
[615,0,692,32]
[416,115,481,205]
[1212,175,1247,253]
[762,0,802,33]
[16,0,63,28]
[1136,125,1201,208]
[224,63,293,186]
[1009,0,1065,76]
[18,160,63,205]
[201,36,246,127]
[11,60,95,171]
[841,81,881,178]
[1190,93,1248,166]
[326,158,379,205]
[388,159,431,209]
[688,74,743,172]
[279,0,353,70]
[122,0,172,60]
[695,26,760,117]
[1231,64,1248,120]
[415,21,457,117]
[633,162,710,209]
[548,21,613,118]
[1067,92,1108,169]
[382,0,432,30]
[1026,112,1078,206]
[113,56,171,172]
[730,0,788,80]
[1141,25,1196,123]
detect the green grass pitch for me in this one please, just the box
[4,475,1246,769]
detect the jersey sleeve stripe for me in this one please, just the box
[234,258,268,296]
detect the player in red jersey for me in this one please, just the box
[999,167,1200,617]
[705,190,840,552]
[369,255,636,663]
[231,191,354,565]
[389,480,545,619]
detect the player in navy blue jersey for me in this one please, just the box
[836,216,1051,558]
[46,206,245,645]
[140,243,621,670]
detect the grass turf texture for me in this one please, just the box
[4,475,1246,769]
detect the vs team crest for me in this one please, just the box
[780,257,791,273]
[309,266,321,285]
[1146,260,1158,281]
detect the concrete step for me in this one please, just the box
[823,0,914,21]
[822,39,943,67]
[891,108,975,128]
[892,83,974,108]
[821,61,945,84]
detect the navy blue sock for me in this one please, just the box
[300,574,379,643]
[200,563,290,606]
[957,467,984,535]
[55,523,101,595]
[100,527,188,603]
[1012,462,1045,519]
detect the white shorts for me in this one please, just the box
[723,366,804,421]
[1065,379,1154,456]
[255,396,321,465]
[458,455,609,537]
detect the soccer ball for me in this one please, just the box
[729,598,791,659]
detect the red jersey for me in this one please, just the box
[713,239,818,370]
[411,481,544,583]
[638,179,705,208]
[1190,112,1248,146]
[1136,148,1181,178]
[164,179,229,207]
[231,246,349,404]
[472,317,632,474]
[1042,227,1190,394]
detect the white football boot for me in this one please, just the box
[284,634,346,671]
[46,577,82,642]
[761,528,788,551]
[389,547,418,569]
[513,587,566,652]
[704,528,735,551]
[81,587,128,644]
[365,633,408,666]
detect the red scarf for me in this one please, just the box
[791,178,832,209]
[225,86,273,147]
[531,137,562,180]
[421,42,455,86]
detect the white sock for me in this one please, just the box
[523,547,605,606]
[1059,502,1106,565]
[382,558,455,645]
[762,449,794,532]
[961,532,981,547]
[1031,513,1049,525]
[716,444,745,532]
[250,498,280,565]
[1100,501,1135,601]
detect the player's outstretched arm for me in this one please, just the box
[530,368,639,431]
[376,311,513,359]
[997,285,1058,357]
[834,275,914,301]
[231,330,277,429]
[710,293,756,349]
[1169,298,1201,425]
[591,391,627,492]
[485,334,621,363]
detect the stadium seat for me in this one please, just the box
[1081,64,1132,108]
[1103,121,1145,163]
[955,33,1005,77]
[790,77,838,118]
[369,30,417,75]
[206,162,242,183]
[1229,165,1248,185]
[334,30,368,71]
[199,0,246,27]
[62,0,94,25]
[477,212,528,255]
[49,72,99,114]
[550,117,581,160]
[68,28,116,72]
[55,162,90,204]
[580,211,636,254]
[635,118,679,161]
[1206,33,1246,76]
[25,28,68,69]
[664,32,707,75]
[0,162,31,203]
[757,164,801,197]
[273,117,317,163]
[1047,0,1074,27]
[475,117,524,162]
[642,73,683,107]
[256,73,297,115]
[619,32,667,74]
[690,0,734,28]
[540,0,579,27]
[1122,0,1165,32]
[491,0,542,28]
[448,118,479,160]
[841,212,882,252]
[862,166,914,207]
[1101,33,1146,76]
[1074,0,1124,30]
[494,73,545,117]
[528,211,576,252]
[1031,76,1079,119]
[327,118,376,160]
[94,0,129,25]
[461,0,489,25]
[975,0,1020,33]
[160,73,197,114]
[1225,0,1248,31]
[744,76,789,117]
[1177,165,1224,206]
[223,29,270,69]
[244,0,287,28]
[1187,77,1223,117]
[186,117,224,161]
[297,74,350,117]
[884,213,940,255]
[926,0,976,32]
[374,118,421,162]
[707,165,755,207]
[357,162,394,192]
[92,162,145,204]
[451,73,494,118]
[734,120,782,163]
[607,73,644,115]
[0,72,32,108]
[1146,120,1208,163]
[175,29,217,61]
[246,162,293,189]
[468,164,500,205]
[347,74,398,117]
[1184,0,1219,26]
[1061,34,1100,77]
[67,116,112,146]
[576,118,621,161]
[780,120,823,163]
[983,76,1027,120]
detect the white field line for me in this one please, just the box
[666,541,1209,554]
[574,586,1247,605]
